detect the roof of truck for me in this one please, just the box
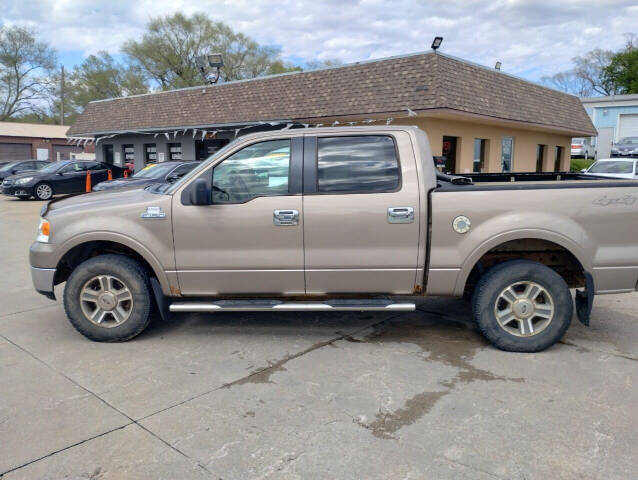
[68,51,596,137]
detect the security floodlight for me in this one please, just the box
[207,54,223,68]
[431,36,443,51]
[196,53,224,84]
[495,61,502,70]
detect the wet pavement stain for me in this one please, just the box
[352,313,524,439]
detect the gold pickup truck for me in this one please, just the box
[29,126,638,352]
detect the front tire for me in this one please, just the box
[472,260,573,352]
[63,254,153,342]
[34,182,53,200]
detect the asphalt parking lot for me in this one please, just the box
[1,195,637,479]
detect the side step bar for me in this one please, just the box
[169,299,415,313]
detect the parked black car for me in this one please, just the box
[1,160,126,200]
[0,160,49,182]
[92,161,197,192]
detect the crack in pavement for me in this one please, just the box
[559,339,638,362]
[0,334,213,477]
[0,313,405,476]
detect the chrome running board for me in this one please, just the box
[169,299,415,313]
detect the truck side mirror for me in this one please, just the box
[190,178,210,205]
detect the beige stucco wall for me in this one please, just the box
[391,117,572,173]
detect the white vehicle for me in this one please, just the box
[582,158,638,179]
[571,137,596,159]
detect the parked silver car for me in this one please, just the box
[571,137,596,159]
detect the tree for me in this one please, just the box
[122,13,292,89]
[66,51,149,115]
[602,40,638,94]
[0,25,57,120]
[541,71,592,97]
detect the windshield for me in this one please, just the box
[37,162,67,174]
[618,137,638,145]
[133,163,176,179]
[588,161,634,174]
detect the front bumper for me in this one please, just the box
[1,184,34,197]
[31,266,56,299]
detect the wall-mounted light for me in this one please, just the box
[431,36,443,51]
[495,61,502,70]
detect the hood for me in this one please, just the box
[584,172,635,179]
[93,177,154,190]
[46,187,169,216]
[2,170,38,181]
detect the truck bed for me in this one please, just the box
[435,171,638,191]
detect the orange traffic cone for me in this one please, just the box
[107,169,112,181]
[124,169,129,178]
[85,170,92,192]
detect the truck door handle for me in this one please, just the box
[273,209,299,226]
[387,207,414,224]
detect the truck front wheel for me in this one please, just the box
[63,254,153,342]
[472,260,573,352]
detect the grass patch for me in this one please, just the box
[570,158,595,172]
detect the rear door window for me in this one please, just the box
[316,136,400,193]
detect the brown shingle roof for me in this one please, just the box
[67,52,596,136]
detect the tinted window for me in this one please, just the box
[171,163,196,177]
[317,136,399,193]
[212,139,290,204]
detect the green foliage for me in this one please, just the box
[122,13,291,89]
[570,157,594,172]
[67,52,149,108]
[0,25,57,120]
[602,47,638,94]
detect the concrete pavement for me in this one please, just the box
[1,195,637,479]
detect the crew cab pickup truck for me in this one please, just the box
[29,126,638,352]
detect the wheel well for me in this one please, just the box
[54,241,157,286]
[464,239,585,296]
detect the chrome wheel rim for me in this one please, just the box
[494,281,554,337]
[80,275,134,328]
[36,184,52,199]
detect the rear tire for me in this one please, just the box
[472,260,573,352]
[63,254,153,342]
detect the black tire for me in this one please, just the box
[63,254,153,342]
[34,182,53,201]
[472,260,573,352]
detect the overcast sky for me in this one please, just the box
[2,0,637,82]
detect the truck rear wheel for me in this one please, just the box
[63,254,153,342]
[472,260,573,352]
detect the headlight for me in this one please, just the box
[37,218,50,243]
[16,177,34,185]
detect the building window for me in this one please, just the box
[554,146,564,172]
[144,144,157,164]
[317,136,399,193]
[473,139,488,173]
[196,139,230,160]
[501,137,514,172]
[168,143,182,161]
[536,144,546,172]
[122,145,134,166]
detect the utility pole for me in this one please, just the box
[60,65,65,125]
